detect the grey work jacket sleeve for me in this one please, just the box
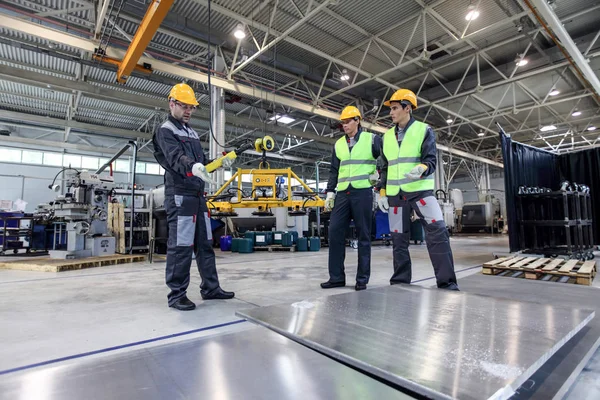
[154,126,197,177]
[420,126,437,177]
[326,149,340,193]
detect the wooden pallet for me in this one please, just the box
[108,203,126,254]
[253,244,296,252]
[0,254,146,272]
[482,256,597,285]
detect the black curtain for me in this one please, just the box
[559,148,600,245]
[501,132,560,252]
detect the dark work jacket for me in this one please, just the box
[153,115,207,196]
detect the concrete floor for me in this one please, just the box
[0,234,598,398]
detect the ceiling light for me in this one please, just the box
[465,4,480,21]
[549,89,560,96]
[516,58,528,67]
[478,130,485,137]
[269,114,295,124]
[572,110,582,117]
[446,116,453,124]
[340,69,350,81]
[540,125,557,132]
[233,23,246,40]
[588,126,597,131]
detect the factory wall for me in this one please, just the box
[0,162,164,213]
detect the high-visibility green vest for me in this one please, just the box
[383,120,434,195]
[334,131,377,191]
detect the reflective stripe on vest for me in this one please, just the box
[383,121,434,195]
[334,131,377,191]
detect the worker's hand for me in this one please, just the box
[192,163,216,184]
[221,156,235,169]
[369,171,379,186]
[378,189,389,213]
[404,164,428,180]
[325,192,335,211]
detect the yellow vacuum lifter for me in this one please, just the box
[204,136,324,216]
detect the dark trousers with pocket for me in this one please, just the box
[388,193,458,289]
[165,194,220,305]
[328,188,373,285]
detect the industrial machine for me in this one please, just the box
[435,189,456,234]
[36,170,116,259]
[460,192,502,233]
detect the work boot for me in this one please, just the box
[355,283,367,291]
[440,283,460,291]
[201,287,235,300]
[320,280,346,289]
[170,296,196,311]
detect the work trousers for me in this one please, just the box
[388,193,458,289]
[328,188,373,285]
[165,194,220,305]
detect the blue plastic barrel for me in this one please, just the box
[220,235,232,251]
[309,237,321,251]
[238,238,254,253]
[296,237,308,252]
[231,238,242,252]
[281,232,293,247]
[244,231,256,245]
[272,231,284,244]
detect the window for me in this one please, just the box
[43,152,63,166]
[98,158,110,171]
[0,148,22,163]
[158,166,165,175]
[63,154,81,168]
[135,162,146,174]
[145,163,160,175]
[21,150,43,164]
[81,156,99,170]
[115,159,130,173]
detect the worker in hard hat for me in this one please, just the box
[378,89,458,290]
[321,105,382,291]
[153,83,235,311]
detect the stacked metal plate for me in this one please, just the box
[237,285,595,400]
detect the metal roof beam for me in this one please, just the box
[230,0,331,76]
[0,13,501,166]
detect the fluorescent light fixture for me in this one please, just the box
[540,125,557,132]
[340,69,350,81]
[516,58,528,66]
[572,110,582,117]
[465,5,480,21]
[549,89,560,96]
[477,131,485,137]
[588,126,597,131]
[269,114,295,124]
[233,24,246,40]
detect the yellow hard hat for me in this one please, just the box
[384,89,417,109]
[340,105,362,120]
[168,83,199,106]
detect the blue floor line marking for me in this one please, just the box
[0,319,247,376]
[412,264,482,283]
